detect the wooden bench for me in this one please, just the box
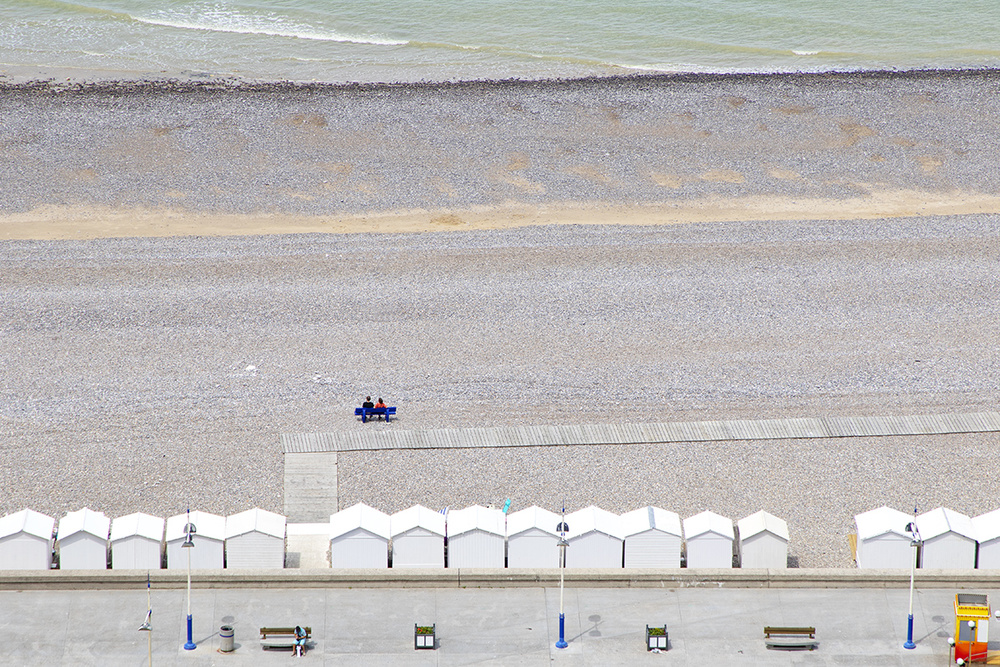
[354,406,396,423]
[260,626,311,650]
[764,626,818,650]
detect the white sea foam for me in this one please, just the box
[5,0,1000,84]
[130,13,407,47]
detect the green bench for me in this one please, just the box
[764,626,817,650]
[260,626,311,650]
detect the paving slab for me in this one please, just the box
[0,586,994,665]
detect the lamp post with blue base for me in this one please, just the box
[903,508,922,650]
[182,509,197,651]
[555,509,569,650]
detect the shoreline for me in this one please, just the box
[5,191,1000,241]
[3,64,1000,91]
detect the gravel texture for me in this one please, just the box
[3,219,999,568]
[2,72,1000,567]
[4,70,1000,214]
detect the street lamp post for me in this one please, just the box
[182,509,197,651]
[966,620,976,665]
[555,508,569,650]
[957,620,976,665]
[903,509,922,650]
[138,572,152,666]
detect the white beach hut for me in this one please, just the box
[737,511,789,569]
[621,506,683,569]
[854,506,913,569]
[330,503,391,569]
[972,509,1000,569]
[0,509,55,570]
[390,505,445,569]
[446,505,505,569]
[916,507,977,569]
[225,508,286,569]
[565,506,624,569]
[683,511,734,569]
[57,508,110,570]
[506,506,561,568]
[110,513,165,570]
[166,510,226,570]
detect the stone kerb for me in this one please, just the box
[2,568,1000,590]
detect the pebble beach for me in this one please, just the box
[2,71,999,567]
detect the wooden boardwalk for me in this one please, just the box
[281,411,1000,454]
[283,451,339,523]
[281,411,1000,521]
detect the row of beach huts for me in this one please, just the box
[2,504,998,571]
[0,508,284,571]
[0,505,778,570]
[854,506,1000,570]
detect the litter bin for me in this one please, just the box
[219,625,235,652]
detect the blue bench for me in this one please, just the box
[354,406,396,423]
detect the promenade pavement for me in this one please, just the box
[1,584,990,665]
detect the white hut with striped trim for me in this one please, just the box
[854,506,913,569]
[330,503,391,569]
[737,511,789,569]
[225,508,286,569]
[506,506,561,568]
[446,505,505,569]
[57,508,110,570]
[973,509,1000,569]
[166,511,226,570]
[916,507,976,569]
[565,506,624,568]
[0,509,55,570]
[683,511,734,569]
[621,506,683,569]
[110,513,165,569]
[390,505,445,569]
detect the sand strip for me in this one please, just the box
[6,190,1000,240]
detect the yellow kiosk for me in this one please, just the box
[954,594,990,664]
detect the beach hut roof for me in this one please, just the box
[566,506,624,540]
[854,506,912,540]
[916,507,976,541]
[166,510,227,542]
[737,511,789,541]
[58,508,110,539]
[506,506,561,537]
[390,505,445,537]
[0,509,55,541]
[972,508,1000,542]
[330,503,391,540]
[620,506,682,539]
[447,505,505,538]
[225,508,286,539]
[110,513,165,542]
[683,511,734,540]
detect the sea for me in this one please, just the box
[3,0,1000,84]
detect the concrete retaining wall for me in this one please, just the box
[3,568,1000,590]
